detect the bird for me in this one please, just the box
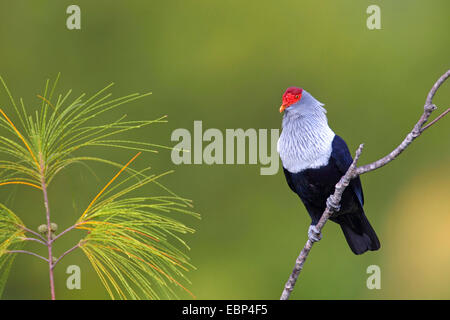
[277,87,380,255]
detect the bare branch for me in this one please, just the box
[6,250,49,262]
[425,70,450,106]
[421,108,449,132]
[19,237,47,246]
[280,69,449,300]
[17,224,47,242]
[50,223,79,243]
[280,145,364,300]
[51,243,81,270]
[356,70,449,175]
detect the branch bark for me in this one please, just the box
[6,250,49,263]
[18,224,47,242]
[39,154,56,301]
[51,243,80,270]
[51,223,79,243]
[19,237,47,246]
[280,69,450,300]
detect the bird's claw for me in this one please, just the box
[308,225,322,242]
[326,197,341,212]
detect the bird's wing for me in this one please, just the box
[330,135,364,205]
[282,167,297,193]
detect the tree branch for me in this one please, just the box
[50,223,79,244]
[18,224,47,242]
[51,243,81,270]
[421,108,449,132]
[280,69,449,300]
[19,237,47,246]
[39,154,56,300]
[6,250,49,263]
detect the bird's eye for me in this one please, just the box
[295,95,299,99]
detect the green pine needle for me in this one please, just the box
[0,75,198,299]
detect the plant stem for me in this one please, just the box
[18,224,47,241]
[52,243,80,270]
[19,237,47,246]
[40,156,55,300]
[6,250,49,262]
[51,223,79,243]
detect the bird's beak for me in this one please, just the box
[279,105,287,113]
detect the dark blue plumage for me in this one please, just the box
[283,135,380,254]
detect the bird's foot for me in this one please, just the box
[326,197,341,212]
[308,225,322,242]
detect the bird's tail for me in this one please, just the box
[336,211,380,255]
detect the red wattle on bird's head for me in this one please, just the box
[280,87,303,113]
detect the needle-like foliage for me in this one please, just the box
[0,204,25,297]
[0,75,198,299]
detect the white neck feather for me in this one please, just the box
[277,97,335,173]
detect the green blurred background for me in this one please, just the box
[0,0,449,299]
